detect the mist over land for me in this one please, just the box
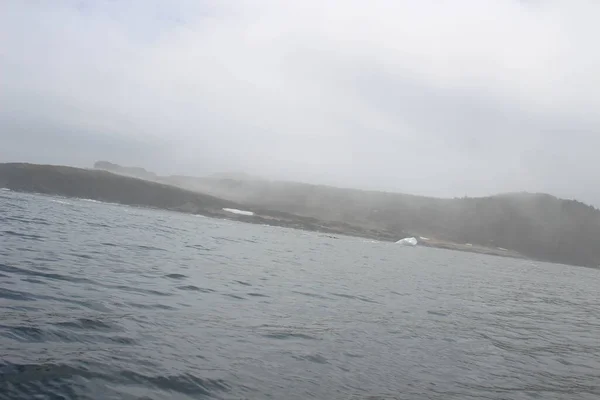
[94,160,600,268]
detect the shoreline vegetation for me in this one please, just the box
[2,162,599,268]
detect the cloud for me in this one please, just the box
[1,0,599,202]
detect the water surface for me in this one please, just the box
[1,190,599,399]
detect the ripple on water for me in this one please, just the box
[164,273,188,280]
[3,216,52,226]
[291,290,332,300]
[1,325,74,343]
[330,292,379,304]
[134,245,166,252]
[185,243,213,251]
[1,230,45,241]
[0,363,233,399]
[0,263,95,284]
[247,292,269,297]
[2,191,600,400]
[112,285,173,297]
[0,288,36,301]
[292,354,329,364]
[262,332,318,340]
[176,285,215,293]
[52,318,119,331]
[125,302,177,311]
[223,293,246,300]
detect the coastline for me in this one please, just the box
[0,162,530,263]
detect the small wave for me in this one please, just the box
[1,230,45,241]
[185,243,213,251]
[0,287,36,301]
[112,285,172,297]
[126,302,176,311]
[164,273,188,280]
[247,292,269,297]
[116,370,231,397]
[53,318,118,331]
[292,353,329,364]
[3,216,52,226]
[108,336,138,345]
[87,222,112,228]
[0,325,74,343]
[223,293,245,300]
[2,323,137,346]
[70,253,94,260]
[177,285,215,293]
[0,363,87,384]
[343,352,365,358]
[0,263,94,284]
[427,310,451,317]
[233,280,252,287]
[135,244,166,252]
[291,290,331,300]
[0,361,224,400]
[213,236,241,244]
[21,278,47,285]
[330,292,379,304]
[262,332,318,340]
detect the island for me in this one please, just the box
[2,162,600,268]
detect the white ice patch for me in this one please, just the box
[223,208,254,216]
[396,237,418,246]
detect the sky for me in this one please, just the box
[1,0,599,203]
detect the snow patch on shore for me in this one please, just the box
[223,208,255,216]
[396,237,418,246]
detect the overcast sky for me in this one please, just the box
[1,0,599,203]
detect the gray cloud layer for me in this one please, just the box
[1,0,599,203]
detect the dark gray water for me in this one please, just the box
[1,189,599,399]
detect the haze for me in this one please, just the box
[1,1,599,204]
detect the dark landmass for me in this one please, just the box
[3,161,600,268]
[0,163,403,241]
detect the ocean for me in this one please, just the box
[1,189,599,399]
